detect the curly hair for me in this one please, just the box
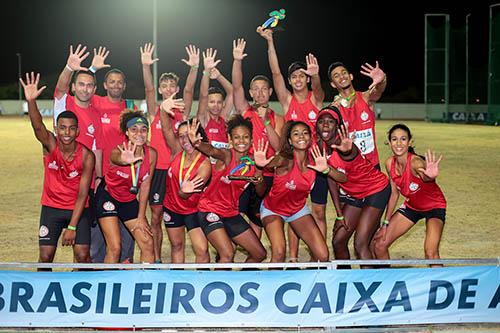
[119,109,148,134]
[227,114,253,139]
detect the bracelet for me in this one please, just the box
[380,219,389,227]
[336,216,344,221]
[67,225,77,231]
[322,167,331,175]
[264,119,271,126]
[191,65,199,69]
[89,66,97,73]
[65,64,74,72]
[202,70,209,76]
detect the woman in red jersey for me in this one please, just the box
[159,97,212,263]
[372,124,446,266]
[95,109,155,263]
[315,106,391,267]
[254,120,346,263]
[188,115,267,263]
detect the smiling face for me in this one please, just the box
[249,79,272,106]
[288,123,311,150]
[72,72,96,103]
[330,65,353,90]
[288,69,309,92]
[207,92,224,117]
[56,118,79,145]
[104,72,126,99]
[159,79,180,100]
[126,123,148,146]
[230,125,252,154]
[389,128,411,157]
[177,123,195,153]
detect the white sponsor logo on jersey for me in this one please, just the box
[101,113,111,124]
[206,212,220,222]
[285,179,297,190]
[39,225,49,237]
[209,128,219,133]
[290,110,298,120]
[69,170,79,178]
[117,170,129,179]
[221,175,231,184]
[103,201,116,211]
[156,121,162,130]
[48,161,59,170]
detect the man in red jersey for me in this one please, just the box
[85,46,137,263]
[22,72,95,270]
[257,26,330,261]
[141,42,199,262]
[232,37,284,237]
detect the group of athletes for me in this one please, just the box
[21,26,447,268]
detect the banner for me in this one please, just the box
[0,266,498,328]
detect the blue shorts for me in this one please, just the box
[260,202,311,223]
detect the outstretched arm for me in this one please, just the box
[197,48,222,127]
[89,46,111,74]
[181,45,200,118]
[187,118,230,163]
[302,53,325,107]
[361,61,387,104]
[140,43,159,118]
[159,95,185,154]
[20,72,54,151]
[232,38,250,113]
[55,44,90,100]
[412,150,442,182]
[256,26,290,108]
[213,69,234,119]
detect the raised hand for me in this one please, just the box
[300,53,319,76]
[360,61,386,89]
[307,145,329,173]
[252,139,273,167]
[256,26,273,42]
[202,48,221,70]
[331,123,353,153]
[418,149,442,180]
[181,175,205,194]
[140,43,159,66]
[187,118,203,147]
[232,38,247,61]
[20,72,46,101]
[90,46,111,71]
[66,44,90,71]
[209,68,221,80]
[160,93,185,116]
[118,141,143,165]
[181,44,200,67]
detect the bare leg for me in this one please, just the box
[262,215,286,262]
[231,229,267,263]
[424,218,445,267]
[150,205,164,262]
[290,214,329,262]
[166,226,185,263]
[99,216,122,263]
[124,218,154,263]
[188,227,210,263]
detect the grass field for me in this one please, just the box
[0,116,499,263]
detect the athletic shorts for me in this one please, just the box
[163,206,200,231]
[342,183,391,210]
[239,175,273,227]
[310,172,328,205]
[39,205,91,246]
[95,183,139,223]
[260,202,311,223]
[397,206,446,224]
[149,168,168,206]
[197,211,250,238]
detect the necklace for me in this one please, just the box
[179,151,201,187]
[337,90,356,107]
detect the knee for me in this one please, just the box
[425,247,440,260]
[150,206,163,223]
[315,248,329,262]
[311,207,326,223]
[353,237,369,253]
[373,238,389,255]
[217,249,234,263]
[271,245,286,262]
[106,243,121,259]
[74,250,91,263]
[39,252,55,263]
[170,239,185,254]
[253,248,267,262]
[332,235,347,251]
[140,238,154,254]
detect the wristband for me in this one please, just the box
[202,70,209,76]
[381,219,389,227]
[264,119,271,126]
[322,167,331,175]
[336,216,344,221]
[67,225,77,231]
[89,66,97,73]
[191,65,199,69]
[65,64,74,72]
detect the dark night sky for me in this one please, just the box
[1,0,497,102]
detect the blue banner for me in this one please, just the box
[0,266,498,327]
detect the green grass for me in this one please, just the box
[0,116,499,263]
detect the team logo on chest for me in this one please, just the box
[285,179,297,190]
[308,110,317,120]
[409,182,419,192]
[101,113,111,124]
[68,170,79,178]
[48,161,59,170]
[221,175,231,184]
[156,121,162,130]
[87,124,95,135]
[360,111,369,122]
[290,110,298,120]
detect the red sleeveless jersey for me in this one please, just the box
[243,106,276,177]
[284,91,319,139]
[150,106,184,169]
[390,153,446,211]
[53,92,102,151]
[337,91,379,166]
[329,148,388,199]
[105,146,151,202]
[164,151,208,214]
[263,158,316,216]
[41,143,87,210]
[205,116,228,145]
[198,150,255,217]
[91,95,130,176]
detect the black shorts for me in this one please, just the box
[39,205,91,246]
[163,207,200,231]
[342,183,391,210]
[239,175,273,227]
[95,183,139,223]
[149,168,168,206]
[198,212,250,238]
[310,172,328,205]
[397,206,446,224]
